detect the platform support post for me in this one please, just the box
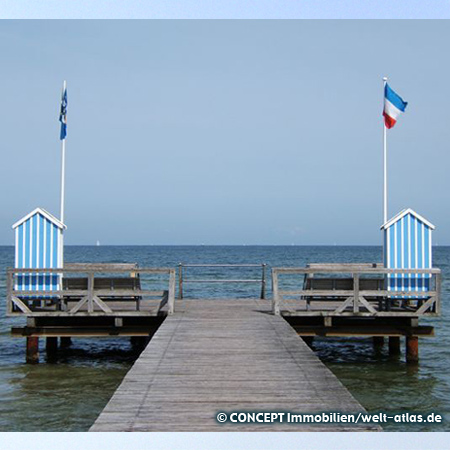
[373,336,384,349]
[26,337,39,364]
[406,336,419,364]
[260,264,266,300]
[388,336,401,355]
[46,337,58,355]
[60,337,72,348]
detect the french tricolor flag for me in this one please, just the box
[383,83,408,129]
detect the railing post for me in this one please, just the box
[178,263,183,300]
[435,270,442,315]
[168,269,176,315]
[87,272,94,313]
[7,269,13,315]
[272,269,280,315]
[353,272,359,313]
[261,264,266,300]
[58,268,64,311]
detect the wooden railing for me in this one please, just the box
[272,264,442,317]
[6,265,176,317]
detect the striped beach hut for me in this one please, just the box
[381,208,434,293]
[12,208,66,293]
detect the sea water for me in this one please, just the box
[0,245,448,431]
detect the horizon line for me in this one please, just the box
[0,243,449,247]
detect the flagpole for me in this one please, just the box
[383,76,388,225]
[59,80,67,271]
[60,136,66,224]
[60,80,66,225]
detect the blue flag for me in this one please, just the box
[59,85,67,140]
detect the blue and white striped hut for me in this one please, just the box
[12,208,66,292]
[381,208,435,293]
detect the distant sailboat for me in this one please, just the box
[96,240,100,246]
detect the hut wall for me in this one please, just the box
[14,212,62,291]
[383,213,432,292]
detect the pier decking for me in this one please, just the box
[90,299,380,432]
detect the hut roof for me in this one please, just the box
[380,208,435,231]
[12,207,66,230]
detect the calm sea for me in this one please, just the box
[0,245,448,431]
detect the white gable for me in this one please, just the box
[380,208,435,231]
[12,207,66,230]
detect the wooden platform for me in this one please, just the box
[90,299,380,432]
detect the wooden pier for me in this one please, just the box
[90,299,380,432]
[7,262,441,363]
[5,261,442,430]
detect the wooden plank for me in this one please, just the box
[289,325,434,337]
[279,289,436,298]
[11,326,162,337]
[436,272,442,315]
[331,296,354,314]
[87,273,94,313]
[69,296,89,314]
[90,299,380,432]
[156,291,169,314]
[11,296,32,314]
[272,271,280,315]
[64,263,138,271]
[358,296,378,314]
[6,271,13,315]
[92,295,113,314]
[272,267,441,274]
[415,296,437,315]
[8,267,174,274]
[280,289,356,297]
[91,289,163,297]
[307,263,382,269]
[168,270,176,315]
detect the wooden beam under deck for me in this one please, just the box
[11,326,163,338]
[287,325,434,337]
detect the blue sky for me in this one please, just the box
[1,1,450,18]
[1,21,449,245]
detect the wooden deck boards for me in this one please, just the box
[90,299,380,432]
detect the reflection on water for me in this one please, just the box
[0,245,449,431]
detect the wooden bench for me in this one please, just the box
[63,277,141,291]
[303,277,384,292]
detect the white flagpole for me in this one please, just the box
[60,80,66,225]
[60,138,66,223]
[383,76,388,225]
